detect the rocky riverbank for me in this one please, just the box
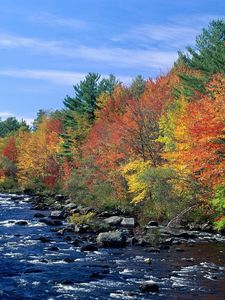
[1,193,225,299]
[29,193,223,251]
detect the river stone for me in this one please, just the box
[15,220,28,226]
[39,217,62,226]
[121,217,135,228]
[64,258,75,263]
[81,243,98,252]
[50,210,64,219]
[103,216,122,226]
[38,236,51,243]
[140,282,159,293]
[96,230,126,247]
[33,213,45,218]
[47,246,59,251]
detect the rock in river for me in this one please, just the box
[15,220,28,226]
[81,243,98,252]
[96,230,126,248]
[50,210,64,219]
[39,217,62,226]
[140,282,159,293]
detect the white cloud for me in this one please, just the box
[0,69,132,85]
[29,12,88,30]
[0,111,33,125]
[0,112,14,118]
[112,14,225,49]
[0,33,176,70]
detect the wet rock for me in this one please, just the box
[121,217,135,228]
[15,220,28,226]
[81,243,98,252]
[38,236,51,243]
[39,217,62,226]
[97,230,126,248]
[63,258,75,263]
[47,246,59,251]
[103,216,122,226]
[40,259,49,263]
[144,258,152,264]
[50,210,64,219]
[33,212,45,218]
[140,282,159,293]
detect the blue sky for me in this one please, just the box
[0,0,224,123]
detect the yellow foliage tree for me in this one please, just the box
[121,160,150,203]
[17,117,62,189]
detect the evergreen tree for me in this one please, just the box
[178,19,225,96]
[130,75,146,99]
[62,73,119,159]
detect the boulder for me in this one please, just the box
[39,217,62,226]
[38,236,51,243]
[50,210,64,219]
[103,216,122,226]
[140,282,159,293]
[47,246,59,251]
[96,230,126,248]
[63,258,75,263]
[121,218,135,228]
[81,243,98,252]
[33,213,45,218]
[15,220,28,226]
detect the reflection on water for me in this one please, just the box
[0,194,225,299]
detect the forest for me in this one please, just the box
[0,20,224,230]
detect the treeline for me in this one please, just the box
[0,20,224,229]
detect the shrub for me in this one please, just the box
[69,212,95,225]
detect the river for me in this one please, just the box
[0,194,225,299]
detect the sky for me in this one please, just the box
[0,0,224,124]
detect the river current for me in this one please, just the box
[0,194,225,299]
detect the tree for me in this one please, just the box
[178,19,225,95]
[62,73,119,159]
[130,75,146,99]
[17,117,63,190]
[0,117,28,137]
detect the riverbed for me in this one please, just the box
[0,194,225,299]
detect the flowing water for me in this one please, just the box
[0,194,225,300]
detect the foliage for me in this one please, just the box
[0,117,28,137]
[0,20,224,227]
[69,212,95,225]
[178,19,225,95]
